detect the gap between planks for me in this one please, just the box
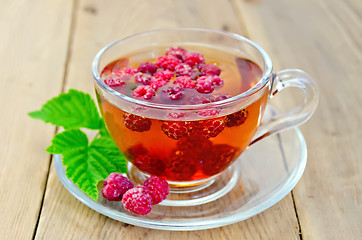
[229,0,303,237]
[31,0,80,239]
[277,133,303,240]
[32,1,302,238]
[230,0,303,237]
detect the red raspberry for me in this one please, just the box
[135,74,152,85]
[174,63,192,76]
[164,149,198,180]
[102,173,134,201]
[209,94,231,102]
[154,70,175,81]
[177,135,213,159]
[167,112,186,119]
[202,144,239,176]
[166,47,187,60]
[133,154,165,176]
[200,63,221,76]
[196,76,214,93]
[126,144,148,160]
[190,94,230,104]
[173,76,196,89]
[150,78,168,90]
[104,76,126,87]
[164,86,183,100]
[138,62,158,74]
[190,68,202,80]
[184,52,205,67]
[155,55,181,71]
[196,76,223,93]
[161,121,196,140]
[124,67,139,75]
[123,113,151,132]
[143,176,169,205]
[189,95,212,104]
[122,186,152,215]
[197,107,221,117]
[113,67,139,78]
[132,85,155,99]
[196,117,227,138]
[210,75,223,86]
[227,109,248,127]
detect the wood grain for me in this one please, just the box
[35,164,300,239]
[34,0,300,239]
[234,0,362,239]
[0,0,73,239]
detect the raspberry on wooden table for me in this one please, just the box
[122,186,152,215]
[143,176,169,205]
[102,173,134,201]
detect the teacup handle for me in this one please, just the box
[250,69,319,145]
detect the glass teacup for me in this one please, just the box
[92,28,318,203]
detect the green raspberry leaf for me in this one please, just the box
[29,89,102,130]
[47,129,127,201]
[46,129,88,154]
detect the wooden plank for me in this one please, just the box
[234,0,362,239]
[36,165,299,239]
[0,0,73,239]
[35,0,300,239]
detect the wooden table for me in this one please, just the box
[1,0,361,239]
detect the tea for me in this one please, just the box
[96,46,268,182]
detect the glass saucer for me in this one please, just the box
[54,124,307,231]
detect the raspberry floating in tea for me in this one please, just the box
[101,46,226,103]
[155,55,181,71]
[99,45,266,182]
[161,121,196,140]
[123,113,151,132]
